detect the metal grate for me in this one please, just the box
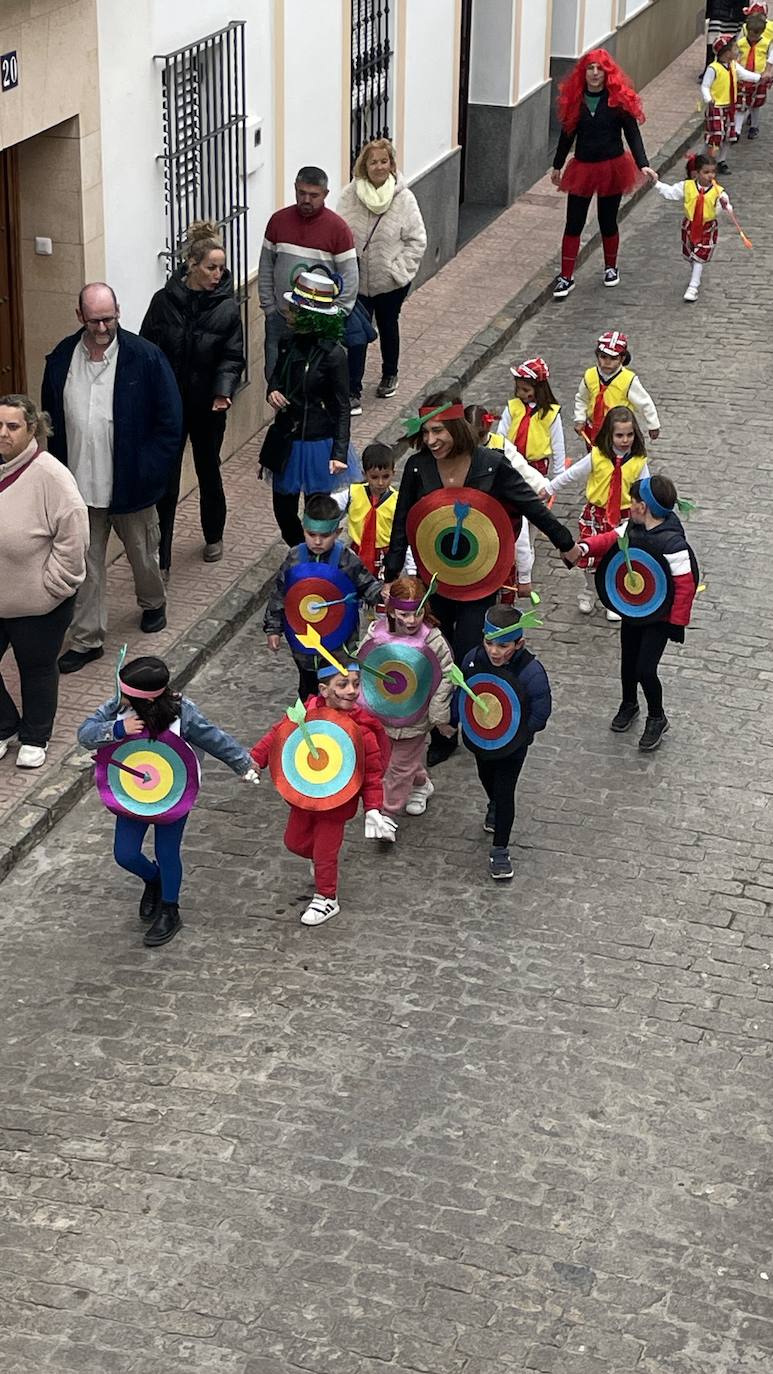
[351,0,392,167]
[156,21,249,376]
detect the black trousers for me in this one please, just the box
[430,593,497,735]
[348,284,411,394]
[273,489,306,548]
[157,404,228,569]
[475,746,528,850]
[620,620,671,717]
[0,595,75,746]
[565,192,623,239]
[297,664,319,701]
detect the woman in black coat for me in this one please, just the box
[141,220,245,572]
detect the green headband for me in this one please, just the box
[303,516,340,534]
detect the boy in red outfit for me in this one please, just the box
[250,661,394,925]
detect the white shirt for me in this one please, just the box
[63,334,119,508]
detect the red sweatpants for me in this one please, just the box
[284,802,354,898]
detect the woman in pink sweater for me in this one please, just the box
[0,395,89,768]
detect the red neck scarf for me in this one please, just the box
[514,401,535,455]
[605,451,629,527]
[357,490,379,575]
[746,40,758,72]
[690,186,706,245]
[590,377,610,440]
[0,446,40,494]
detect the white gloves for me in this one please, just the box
[365,810,398,842]
[242,768,261,785]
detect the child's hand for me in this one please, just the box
[642,167,658,185]
[648,428,660,440]
[561,543,583,568]
[242,768,260,785]
[123,713,144,735]
[436,723,457,739]
[573,422,587,437]
[266,635,281,653]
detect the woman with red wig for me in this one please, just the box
[550,50,657,299]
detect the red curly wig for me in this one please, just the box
[557,49,645,133]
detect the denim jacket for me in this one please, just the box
[77,696,251,775]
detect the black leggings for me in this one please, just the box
[476,746,528,849]
[431,592,497,664]
[620,620,671,717]
[565,192,623,239]
[272,489,306,548]
[157,405,228,569]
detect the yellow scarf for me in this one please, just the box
[355,174,396,214]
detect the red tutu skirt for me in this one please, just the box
[559,153,644,198]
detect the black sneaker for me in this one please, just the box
[350,395,363,417]
[748,127,759,140]
[603,267,620,288]
[638,715,670,752]
[483,802,496,834]
[427,729,458,768]
[489,847,514,881]
[58,646,105,674]
[140,605,167,634]
[717,160,730,174]
[552,275,575,299]
[143,901,182,947]
[139,878,162,923]
[610,702,640,733]
[376,375,398,398]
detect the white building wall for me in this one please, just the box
[280,0,347,203]
[469,0,514,107]
[518,0,551,98]
[551,0,580,58]
[582,0,615,48]
[402,0,458,180]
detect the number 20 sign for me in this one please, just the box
[1,52,19,92]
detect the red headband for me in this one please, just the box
[419,403,465,423]
[118,677,168,700]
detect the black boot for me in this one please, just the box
[610,701,640,733]
[143,901,182,947]
[139,877,161,923]
[638,715,670,753]
[427,727,458,768]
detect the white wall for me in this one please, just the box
[402,0,457,178]
[518,0,551,98]
[281,0,347,203]
[96,0,276,331]
[551,0,580,58]
[582,0,615,47]
[469,0,514,107]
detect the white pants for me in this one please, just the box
[515,520,534,582]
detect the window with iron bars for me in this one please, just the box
[156,21,249,377]
[351,0,392,168]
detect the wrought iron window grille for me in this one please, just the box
[351,0,392,168]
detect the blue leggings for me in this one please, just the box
[113,814,188,903]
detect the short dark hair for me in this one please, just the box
[304,492,340,522]
[595,405,647,461]
[486,604,522,631]
[630,474,677,510]
[419,391,477,458]
[295,166,328,188]
[362,442,395,472]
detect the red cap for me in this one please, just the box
[510,356,550,381]
[597,329,629,357]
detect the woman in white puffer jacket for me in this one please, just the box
[337,138,427,408]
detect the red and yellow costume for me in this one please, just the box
[680,178,728,262]
[737,19,773,109]
[347,481,398,579]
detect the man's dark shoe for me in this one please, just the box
[140,605,167,634]
[610,701,640,733]
[139,878,162,923]
[427,728,458,768]
[143,901,182,947]
[483,801,496,834]
[58,647,104,674]
[638,715,670,753]
[376,374,398,398]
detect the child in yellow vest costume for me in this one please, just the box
[737,4,773,137]
[546,405,650,619]
[573,330,660,448]
[333,442,415,580]
[701,32,763,169]
[493,358,565,597]
[654,152,734,301]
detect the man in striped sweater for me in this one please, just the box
[259,165,359,379]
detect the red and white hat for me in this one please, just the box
[713,32,737,53]
[510,356,550,381]
[743,4,768,17]
[596,329,629,357]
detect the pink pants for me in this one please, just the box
[383,734,429,815]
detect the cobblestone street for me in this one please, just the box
[0,132,772,1373]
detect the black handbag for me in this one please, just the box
[259,407,299,474]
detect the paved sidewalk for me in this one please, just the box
[0,37,706,867]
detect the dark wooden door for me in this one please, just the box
[457,0,474,205]
[0,147,25,394]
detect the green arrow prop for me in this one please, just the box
[445,662,490,714]
[286,699,320,760]
[416,573,438,612]
[402,403,450,438]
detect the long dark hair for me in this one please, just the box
[120,656,181,738]
[595,405,647,461]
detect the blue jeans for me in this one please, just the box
[113,814,188,903]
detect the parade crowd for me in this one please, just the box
[2,4,770,944]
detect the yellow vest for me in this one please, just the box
[586,448,647,509]
[683,180,724,225]
[708,60,738,106]
[738,24,773,74]
[485,433,505,451]
[347,482,397,549]
[583,366,634,421]
[504,399,560,462]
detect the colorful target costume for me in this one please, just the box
[358,613,454,815]
[250,693,390,902]
[78,695,253,914]
[737,9,773,130]
[460,618,552,856]
[264,537,382,697]
[551,50,650,292]
[579,485,698,746]
[573,332,659,446]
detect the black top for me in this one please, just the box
[140,267,245,403]
[706,0,745,23]
[384,446,575,584]
[553,90,648,169]
[269,333,351,461]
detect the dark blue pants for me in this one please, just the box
[113,814,188,902]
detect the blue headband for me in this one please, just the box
[483,613,523,644]
[317,661,358,680]
[638,477,672,520]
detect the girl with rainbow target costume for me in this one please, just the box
[78,655,258,948]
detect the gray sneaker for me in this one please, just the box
[376,375,398,398]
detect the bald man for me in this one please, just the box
[42,283,182,673]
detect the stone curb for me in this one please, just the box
[0,109,704,882]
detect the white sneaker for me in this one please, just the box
[405,778,435,816]
[683,284,699,302]
[605,609,622,622]
[577,590,595,614]
[0,734,17,761]
[16,744,47,768]
[300,894,340,926]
